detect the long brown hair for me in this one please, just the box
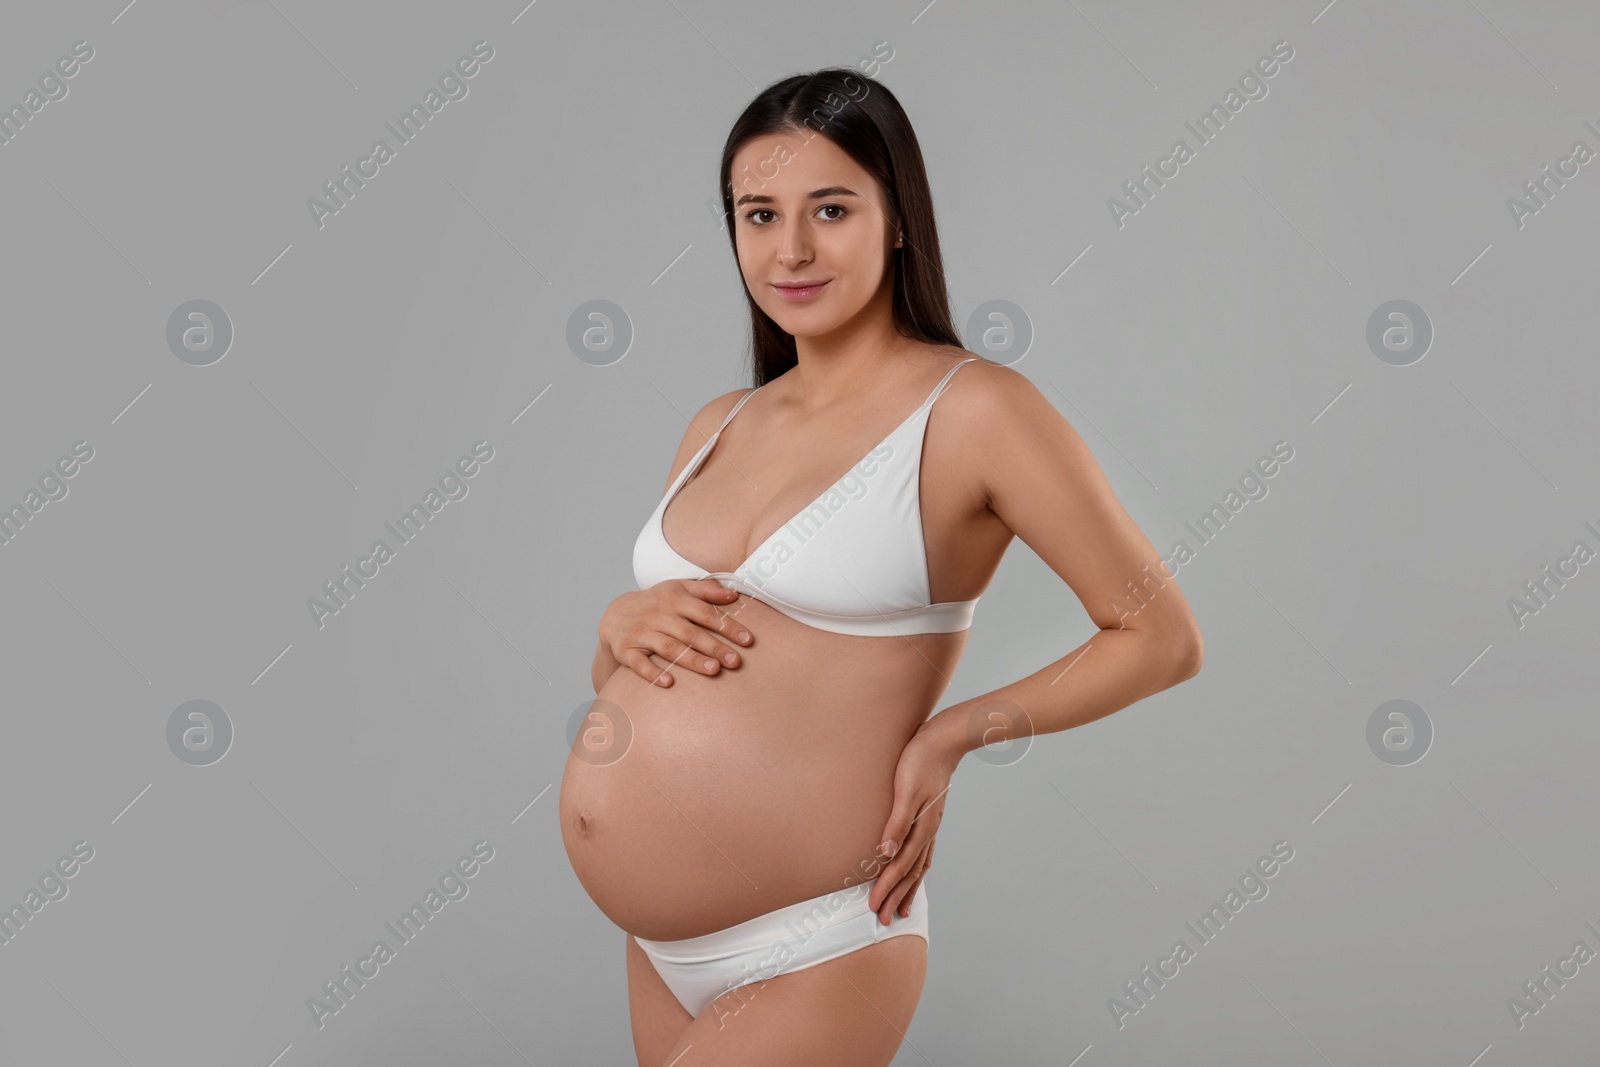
[717,68,963,386]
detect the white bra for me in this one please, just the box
[632,358,982,637]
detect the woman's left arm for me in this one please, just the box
[869,365,1204,922]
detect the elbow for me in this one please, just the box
[1169,624,1204,683]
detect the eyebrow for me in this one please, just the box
[733,186,862,208]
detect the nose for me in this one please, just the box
[776,220,812,268]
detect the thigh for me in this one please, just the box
[626,933,695,1067]
[658,934,928,1067]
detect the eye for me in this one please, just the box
[742,204,849,226]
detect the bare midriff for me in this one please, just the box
[560,591,966,942]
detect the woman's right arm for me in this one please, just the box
[592,582,749,693]
[591,386,759,694]
[592,623,625,694]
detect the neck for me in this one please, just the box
[788,284,915,411]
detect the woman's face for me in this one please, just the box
[728,130,898,339]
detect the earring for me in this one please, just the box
[895,232,903,246]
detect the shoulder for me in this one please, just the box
[687,384,758,438]
[931,349,1052,427]
[927,350,1088,486]
[657,384,758,494]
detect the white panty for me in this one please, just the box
[632,875,929,1018]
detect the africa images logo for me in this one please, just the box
[307,40,495,230]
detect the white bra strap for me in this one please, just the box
[712,386,762,435]
[924,357,979,408]
[662,386,762,503]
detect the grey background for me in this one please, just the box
[1,0,1597,1064]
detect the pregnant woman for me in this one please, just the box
[560,67,1203,1066]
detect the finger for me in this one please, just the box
[685,590,753,647]
[871,791,944,910]
[685,579,749,637]
[660,617,747,672]
[897,856,931,917]
[892,869,925,920]
[898,839,935,917]
[877,847,930,924]
[868,824,927,911]
[622,649,673,687]
[701,605,753,648]
[638,640,709,682]
[673,607,750,666]
[871,818,919,907]
[647,628,729,677]
[687,577,744,606]
[892,844,933,914]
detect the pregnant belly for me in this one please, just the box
[560,601,962,941]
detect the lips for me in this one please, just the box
[772,280,830,300]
